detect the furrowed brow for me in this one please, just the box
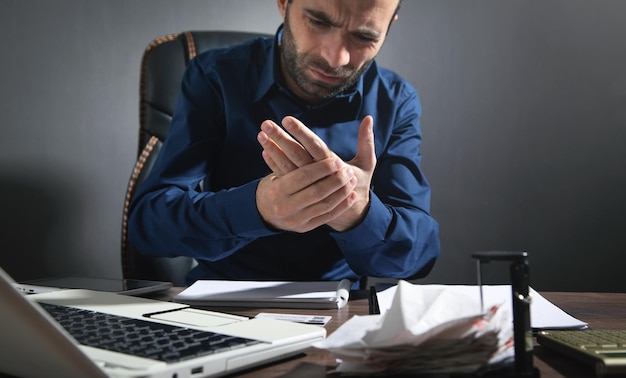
[303,8,342,28]
[303,8,382,41]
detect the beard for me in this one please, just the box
[281,13,371,102]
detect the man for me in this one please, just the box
[128,0,440,288]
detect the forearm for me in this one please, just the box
[128,179,278,259]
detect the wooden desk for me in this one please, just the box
[154,289,626,377]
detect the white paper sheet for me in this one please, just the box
[376,284,588,330]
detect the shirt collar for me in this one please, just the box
[253,26,281,103]
[254,25,363,114]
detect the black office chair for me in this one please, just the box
[121,31,271,287]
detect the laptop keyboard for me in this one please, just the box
[39,302,261,363]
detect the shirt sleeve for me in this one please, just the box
[127,57,278,260]
[329,86,440,279]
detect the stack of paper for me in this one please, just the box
[314,280,515,375]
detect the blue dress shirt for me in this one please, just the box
[128,28,440,287]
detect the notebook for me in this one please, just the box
[0,267,326,378]
[174,279,351,309]
[536,329,626,376]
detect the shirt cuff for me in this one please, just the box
[224,179,280,238]
[330,193,391,248]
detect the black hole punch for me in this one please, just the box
[472,251,540,378]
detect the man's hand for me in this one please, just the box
[257,115,376,232]
[256,156,357,233]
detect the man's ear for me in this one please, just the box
[385,14,399,36]
[277,0,288,19]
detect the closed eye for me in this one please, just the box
[356,34,378,43]
[352,31,380,45]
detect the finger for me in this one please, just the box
[274,162,354,227]
[281,116,337,164]
[303,173,357,218]
[258,129,297,175]
[280,157,344,195]
[260,149,286,175]
[298,186,358,232]
[354,116,377,170]
[285,172,358,232]
[257,120,297,175]
[261,118,313,168]
[286,165,356,219]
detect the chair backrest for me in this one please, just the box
[122,31,271,286]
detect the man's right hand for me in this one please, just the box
[256,156,357,233]
[257,116,376,232]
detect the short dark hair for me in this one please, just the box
[287,0,403,17]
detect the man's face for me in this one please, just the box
[278,0,398,104]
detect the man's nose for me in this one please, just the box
[320,33,350,69]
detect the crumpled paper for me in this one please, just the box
[314,280,514,375]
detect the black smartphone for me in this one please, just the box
[14,276,172,295]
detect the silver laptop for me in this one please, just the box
[0,267,326,378]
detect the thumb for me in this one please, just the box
[354,115,376,170]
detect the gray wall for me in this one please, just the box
[1,1,624,292]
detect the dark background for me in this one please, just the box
[1,1,624,292]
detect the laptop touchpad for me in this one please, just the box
[148,308,247,327]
